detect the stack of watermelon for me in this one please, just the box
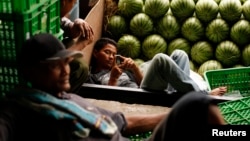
[104,0,250,77]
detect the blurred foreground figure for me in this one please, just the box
[0,33,225,141]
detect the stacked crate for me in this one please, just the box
[204,67,250,97]
[0,0,62,97]
[218,97,250,125]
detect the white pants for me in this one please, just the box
[140,50,200,93]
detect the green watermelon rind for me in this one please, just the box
[130,13,154,38]
[156,14,181,40]
[198,60,223,77]
[191,41,214,65]
[205,18,230,43]
[242,0,250,21]
[144,0,170,19]
[230,20,250,46]
[167,38,191,55]
[215,41,241,67]
[219,0,242,23]
[181,17,205,42]
[142,34,167,60]
[242,44,250,66]
[170,0,196,21]
[195,0,219,23]
[107,15,128,38]
[118,0,144,18]
[117,35,141,59]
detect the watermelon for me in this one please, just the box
[241,0,248,4]
[189,60,198,72]
[117,35,141,59]
[242,44,250,66]
[198,60,223,77]
[219,0,242,23]
[230,19,250,47]
[215,41,241,67]
[170,0,196,22]
[181,17,205,42]
[205,18,230,43]
[107,15,128,40]
[134,58,145,67]
[195,0,219,23]
[191,41,214,65]
[118,0,144,18]
[167,38,191,55]
[233,64,245,68]
[242,0,250,21]
[142,34,167,60]
[144,0,170,19]
[130,13,154,38]
[155,14,180,40]
[214,0,221,4]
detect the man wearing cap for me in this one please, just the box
[0,33,225,141]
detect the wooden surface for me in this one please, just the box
[81,0,105,65]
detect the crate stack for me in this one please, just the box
[218,97,250,125]
[0,0,63,97]
[204,67,250,97]
[205,67,250,124]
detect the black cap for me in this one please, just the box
[19,33,83,66]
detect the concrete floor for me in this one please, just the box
[86,98,171,116]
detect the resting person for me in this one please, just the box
[0,33,225,141]
[60,0,94,93]
[87,37,227,95]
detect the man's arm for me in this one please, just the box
[61,17,94,39]
[66,34,94,51]
[118,56,143,85]
[123,112,168,136]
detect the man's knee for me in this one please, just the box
[152,53,171,64]
[172,49,188,57]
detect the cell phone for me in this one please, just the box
[115,55,122,65]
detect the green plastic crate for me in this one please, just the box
[55,29,64,41]
[204,67,250,97]
[0,63,23,98]
[218,96,250,125]
[0,0,48,13]
[0,0,62,97]
[0,0,60,62]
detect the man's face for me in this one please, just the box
[30,57,73,93]
[93,43,117,70]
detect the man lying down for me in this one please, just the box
[86,37,227,96]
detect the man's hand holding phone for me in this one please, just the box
[115,55,138,72]
[115,55,122,65]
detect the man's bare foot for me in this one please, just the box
[209,87,227,96]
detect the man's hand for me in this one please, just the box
[117,56,143,85]
[70,18,94,39]
[118,56,138,72]
[109,65,123,86]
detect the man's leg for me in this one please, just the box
[167,49,192,91]
[140,50,200,93]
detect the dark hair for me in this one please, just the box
[93,37,117,51]
[90,38,118,71]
